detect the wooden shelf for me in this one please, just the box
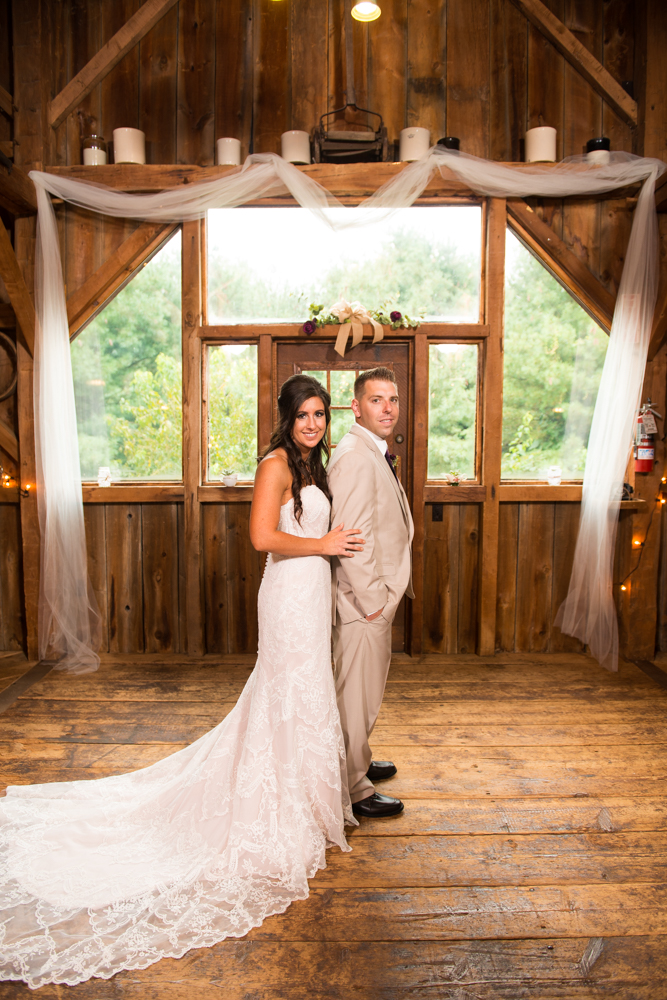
[44,161,649,204]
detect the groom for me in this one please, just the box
[327,367,414,818]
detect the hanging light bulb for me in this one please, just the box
[351,2,381,21]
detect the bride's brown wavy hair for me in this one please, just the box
[263,374,332,523]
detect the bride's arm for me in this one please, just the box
[249,454,364,558]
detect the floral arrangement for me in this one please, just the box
[303,300,420,335]
[387,453,399,471]
[443,470,467,485]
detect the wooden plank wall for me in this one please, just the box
[3,0,660,657]
[80,502,262,655]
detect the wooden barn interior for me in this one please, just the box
[1,0,667,995]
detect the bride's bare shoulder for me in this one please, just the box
[255,450,291,496]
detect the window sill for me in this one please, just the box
[198,485,254,502]
[82,485,184,503]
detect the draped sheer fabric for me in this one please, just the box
[29,148,665,673]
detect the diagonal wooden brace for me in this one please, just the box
[0,222,35,356]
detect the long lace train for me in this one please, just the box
[0,486,354,988]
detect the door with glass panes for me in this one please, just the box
[276,340,411,651]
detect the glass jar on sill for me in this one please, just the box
[82,135,107,166]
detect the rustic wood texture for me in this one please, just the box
[48,0,180,130]
[510,0,638,125]
[67,222,178,337]
[0,415,18,462]
[1,652,667,997]
[0,223,35,356]
[477,198,505,655]
[182,219,204,654]
[0,163,37,218]
[0,503,24,651]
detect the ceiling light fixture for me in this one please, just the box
[351,2,381,22]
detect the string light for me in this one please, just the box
[617,484,664,591]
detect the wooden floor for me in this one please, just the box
[1,651,667,998]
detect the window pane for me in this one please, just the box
[71,231,182,481]
[428,344,478,480]
[501,231,608,480]
[330,408,354,446]
[208,206,481,324]
[207,345,257,480]
[330,369,355,406]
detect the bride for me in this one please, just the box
[0,374,364,989]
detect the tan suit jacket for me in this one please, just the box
[327,424,414,625]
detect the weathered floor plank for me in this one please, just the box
[0,652,666,997]
[1,936,665,999]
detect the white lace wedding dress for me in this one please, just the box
[0,485,355,989]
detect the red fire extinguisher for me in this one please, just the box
[634,399,662,474]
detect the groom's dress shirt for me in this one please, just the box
[327,423,414,624]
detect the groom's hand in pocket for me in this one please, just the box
[365,607,384,621]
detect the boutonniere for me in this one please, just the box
[387,453,399,470]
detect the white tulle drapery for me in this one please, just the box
[29,148,664,673]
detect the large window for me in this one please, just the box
[71,231,182,481]
[501,230,608,480]
[428,344,478,481]
[207,206,483,324]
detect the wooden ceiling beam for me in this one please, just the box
[509,0,638,126]
[0,86,14,119]
[0,415,19,463]
[0,223,35,356]
[48,0,180,130]
[507,198,615,332]
[68,222,179,339]
[0,162,38,217]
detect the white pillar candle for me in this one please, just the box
[399,127,430,162]
[587,148,611,165]
[281,130,311,164]
[216,137,241,165]
[113,128,146,164]
[525,126,557,163]
[83,147,107,165]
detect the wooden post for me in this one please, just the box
[409,331,428,655]
[182,220,204,654]
[258,333,272,452]
[477,198,506,656]
[11,0,54,661]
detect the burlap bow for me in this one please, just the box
[330,299,384,357]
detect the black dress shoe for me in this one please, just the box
[366,760,397,781]
[352,792,404,818]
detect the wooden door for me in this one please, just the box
[276,340,412,651]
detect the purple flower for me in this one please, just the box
[303,320,317,335]
[390,311,402,323]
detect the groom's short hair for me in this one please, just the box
[354,367,397,399]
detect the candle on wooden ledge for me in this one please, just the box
[525,126,557,163]
[113,128,146,164]
[281,130,311,164]
[216,138,241,165]
[399,127,430,161]
[586,136,611,165]
[82,135,107,165]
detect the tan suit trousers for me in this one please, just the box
[333,610,393,803]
